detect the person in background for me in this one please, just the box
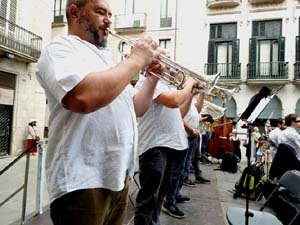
[134,74,202,223]
[268,119,285,159]
[255,137,265,163]
[229,129,241,161]
[278,114,300,160]
[26,119,39,156]
[251,126,261,162]
[36,0,165,225]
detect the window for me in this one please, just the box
[160,0,174,27]
[54,0,65,23]
[0,0,17,32]
[159,39,171,51]
[207,23,239,78]
[248,20,285,78]
[124,0,144,14]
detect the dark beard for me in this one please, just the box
[79,16,107,48]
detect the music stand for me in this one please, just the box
[226,86,283,225]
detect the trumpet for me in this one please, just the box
[209,85,238,100]
[108,29,220,92]
[202,100,226,120]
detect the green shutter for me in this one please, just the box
[249,38,257,63]
[9,0,17,24]
[296,36,300,61]
[278,36,285,62]
[252,21,259,37]
[217,25,222,39]
[259,22,265,37]
[208,40,216,63]
[207,40,216,74]
[232,39,239,63]
[210,25,216,39]
[0,0,8,18]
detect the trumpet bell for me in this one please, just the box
[202,100,226,120]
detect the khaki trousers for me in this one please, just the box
[50,177,129,225]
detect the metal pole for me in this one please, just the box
[36,140,46,215]
[20,150,30,225]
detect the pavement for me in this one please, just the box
[0,153,276,225]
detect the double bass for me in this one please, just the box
[207,98,234,159]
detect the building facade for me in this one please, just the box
[0,0,52,156]
[106,0,300,131]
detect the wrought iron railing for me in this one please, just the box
[0,16,42,61]
[0,141,47,225]
[247,62,288,79]
[294,61,300,80]
[205,62,241,79]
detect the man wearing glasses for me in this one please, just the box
[278,114,300,160]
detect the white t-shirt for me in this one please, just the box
[278,127,300,159]
[135,77,188,156]
[268,127,282,158]
[184,99,199,137]
[37,35,137,203]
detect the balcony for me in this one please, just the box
[249,0,284,4]
[205,63,241,80]
[247,62,288,81]
[294,62,300,81]
[53,9,66,24]
[0,16,42,62]
[207,0,241,9]
[114,13,147,33]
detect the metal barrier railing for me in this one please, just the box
[0,140,47,225]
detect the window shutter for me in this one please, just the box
[9,0,16,24]
[0,0,8,18]
[210,25,216,39]
[296,36,300,61]
[249,38,257,63]
[232,39,239,63]
[259,22,265,37]
[252,21,259,37]
[8,0,16,32]
[217,25,222,39]
[207,40,216,63]
[278,36,285,62]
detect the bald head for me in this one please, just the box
[65,0,112,47]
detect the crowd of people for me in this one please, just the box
[34,1,300,225]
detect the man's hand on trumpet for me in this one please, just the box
[184,76,206,94]
[144,49,168,83]
[129,36,162,70]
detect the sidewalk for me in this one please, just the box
[0,155,273,225]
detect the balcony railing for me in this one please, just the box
[247,62,288,80]
[114,13,147,32]
[294,62,300,80]
[0,16,42,62]
[53,9,66,23]
[207,0,241,9]
[205,63,241,80]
